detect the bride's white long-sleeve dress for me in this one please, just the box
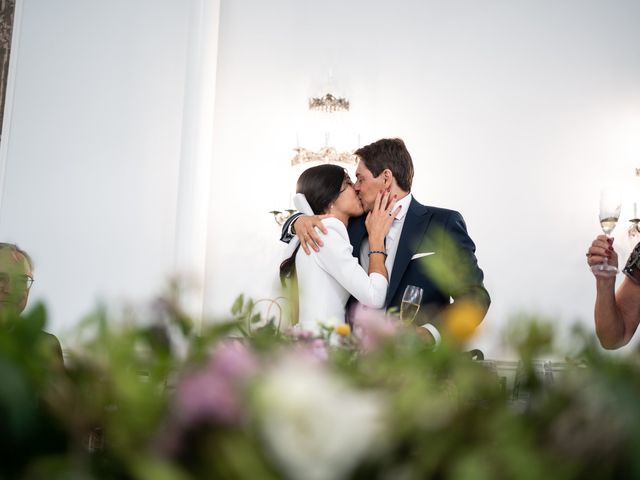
[295,217,388,334]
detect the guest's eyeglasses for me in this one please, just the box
[0,273,34,291]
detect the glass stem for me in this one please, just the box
[602,234,611,270]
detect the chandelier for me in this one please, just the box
[291,146,357,167]
[270,84,356,225]
[308,93,350,113]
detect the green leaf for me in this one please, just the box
[231,295,244,315]
[22,302,47,331]
[132,457,191,480]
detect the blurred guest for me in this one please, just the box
[0,244,69,474]
[0,243,64,364]
[587,235,640,349]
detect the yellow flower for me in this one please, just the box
[335,324,351,337]
[444,302,484,342]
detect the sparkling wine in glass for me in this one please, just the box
[592,188,621,276]
[401,285,423,325]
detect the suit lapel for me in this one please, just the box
[347,215,367,258]
[385,198,432,306]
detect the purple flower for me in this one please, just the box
[175,371,241,426]
[351,305,399,352]
[284,326,316,341]
[289,338,329,364]
[209,340,259,380]
[173,341,258,427]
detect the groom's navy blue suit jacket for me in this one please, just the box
[281,196,490,320]
[346,197,490,316]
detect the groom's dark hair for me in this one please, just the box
[355,138,414,192]
[296,164,347,214]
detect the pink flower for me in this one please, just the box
[288,338,329,364]
[175,371,241,426]
[351,305,399,352]
[174,341,258,427]
[209,340,259,380]
[284,326,316,341]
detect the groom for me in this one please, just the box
[281,138,490,343]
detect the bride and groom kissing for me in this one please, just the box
[280,138,490,344]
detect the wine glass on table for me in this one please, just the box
[400,285,423,325]
[592,188,622,276]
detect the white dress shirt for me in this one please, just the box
[296,217,388,334]
[359,193,413,277]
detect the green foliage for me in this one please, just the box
[3,289,640,479]
[416,223,490,308]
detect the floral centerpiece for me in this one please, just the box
[2,288,640,479]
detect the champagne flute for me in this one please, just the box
[592,188,622,276]
[400,285,423,325]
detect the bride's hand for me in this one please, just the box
[365,190,401,243]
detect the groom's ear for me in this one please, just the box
[382,168,393,186]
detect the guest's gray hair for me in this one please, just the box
[0,243,33,270]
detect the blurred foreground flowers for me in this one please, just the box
[3,291,640,479]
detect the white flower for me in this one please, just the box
[255,354,387,480]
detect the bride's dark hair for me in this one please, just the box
[296,164,346,215]
[279,164,347,281]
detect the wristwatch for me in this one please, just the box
[623,242,640,284]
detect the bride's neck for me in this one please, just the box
[327,209,348,226]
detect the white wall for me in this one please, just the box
[1,0,639,358]
[206,0,640,356]
[0,0,220,336]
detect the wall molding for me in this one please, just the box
[0,0,22,224]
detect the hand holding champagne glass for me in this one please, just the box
[592,188,621,276]
[401,285,423,325]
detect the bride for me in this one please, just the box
[280,164,400,334]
